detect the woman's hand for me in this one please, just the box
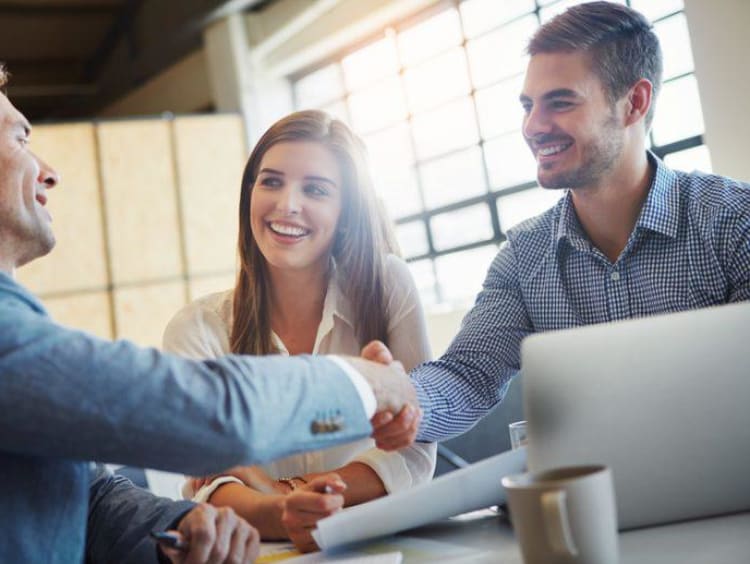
[281,474,347,553]
[190,465,283,495]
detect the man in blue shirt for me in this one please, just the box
[0,65,419,562]
[401,1,750,441]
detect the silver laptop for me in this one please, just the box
[522,302,750,530]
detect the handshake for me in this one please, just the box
[344,341,422,452]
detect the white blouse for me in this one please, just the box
[163,255,436,500]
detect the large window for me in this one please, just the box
[292,0,709,308]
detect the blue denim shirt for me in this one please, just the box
[0,274,370,561]
[414,155,750,441]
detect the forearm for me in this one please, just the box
[0,307,371,474]
[208,483,288,540]
[304,462,386,507]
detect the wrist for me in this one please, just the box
[276,476,307,494]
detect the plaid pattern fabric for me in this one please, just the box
[414,154,750,442]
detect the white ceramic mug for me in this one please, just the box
[502,465,619,564]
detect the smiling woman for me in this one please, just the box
[161,109,436,552]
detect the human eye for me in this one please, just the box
[550,99,574,111]
[304,183,329,197]
[259,175,282,189]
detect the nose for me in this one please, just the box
[522,104,551,141]
[275,186,301,215]
[35,153,60,189]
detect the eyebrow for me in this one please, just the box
[258,168,338,187]
[519,88,580,104]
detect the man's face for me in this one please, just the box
[520,51,626,190]
[0,92,58,271]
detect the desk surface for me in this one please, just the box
[400,509,750,563]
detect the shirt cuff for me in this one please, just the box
[327,356,376,418]
[186,476,245,503]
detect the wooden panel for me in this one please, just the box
[43,291,113,340]
[97,119,183,284]
[113,281,186,348]
[173,114,245,276]
[17,123,108,294]
[188,272,236,303]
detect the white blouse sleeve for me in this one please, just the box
[352,255,437,493]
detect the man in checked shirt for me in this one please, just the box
[371,1,750,443]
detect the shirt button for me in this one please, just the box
[610,271,621,281]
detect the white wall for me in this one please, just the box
[684,0,750,181]
[99,51,212,117]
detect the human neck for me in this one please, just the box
[267,262,330,331]
[570,148,653,263]
[0,248,17,277]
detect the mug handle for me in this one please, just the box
[541,490,579,557]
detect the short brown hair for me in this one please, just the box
[528,1,662,130]
[0,63,8,88]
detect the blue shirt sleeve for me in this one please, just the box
[0,284,371,475]
[86,464,194,564]
[412,242,531,442]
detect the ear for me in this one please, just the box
[623,78,653,127]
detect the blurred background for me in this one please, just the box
[5,0,749,468]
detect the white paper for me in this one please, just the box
[312,448,526,550]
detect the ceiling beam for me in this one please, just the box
[0,2,121,17]
[83,0,145,82]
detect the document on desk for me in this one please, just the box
[312,447,526,550]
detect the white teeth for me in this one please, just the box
[538,143,571,156]
[269,222,309,237]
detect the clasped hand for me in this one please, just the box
[356,340,422,451]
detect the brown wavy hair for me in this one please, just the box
[230,110,390,355]
[0,63,9,89]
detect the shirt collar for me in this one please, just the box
[555,151,680,249]
[634,152,680,239]
[0,271,49,316]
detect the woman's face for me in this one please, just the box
[250,141,343,276]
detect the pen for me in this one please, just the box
[150,530,189,552]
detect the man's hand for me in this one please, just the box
[352,340,422,451]
[160,503,259,564]
[344,340,417,414]
[281,475,346,553]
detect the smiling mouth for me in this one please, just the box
[267,221,311,238]
[536,141,573,158]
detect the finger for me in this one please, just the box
[373,405,416,439]
[243,525,260,564]
[208,507,236,563]
[160,546,185,564]
[370,411,394,429]
[225,519,250,564]
[288,529,320,554]
[360,340,393,365]
[284,491,345,516]
[301,474,346,493]
[374,411,420,451]
[181,505,217,564]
